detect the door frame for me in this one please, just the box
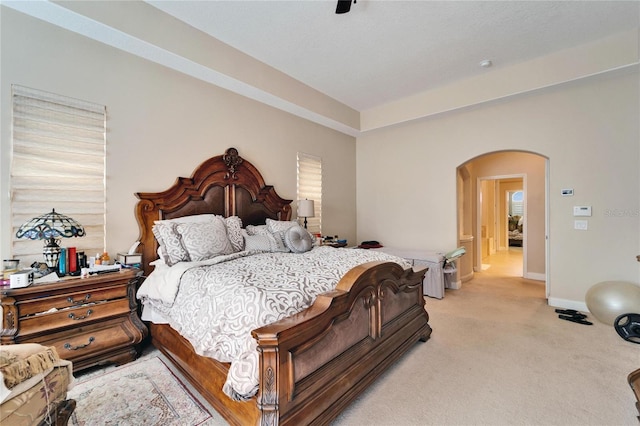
[476,173,527,277]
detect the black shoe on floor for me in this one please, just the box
[558,313,588,320]
[558,315,593,325]
[555,309,582,315]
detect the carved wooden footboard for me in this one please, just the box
[135,147,432,425]
[254,260,431,425]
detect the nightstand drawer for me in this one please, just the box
[37,317,142,363]
[19,299,131,337]
[16,285,129,317]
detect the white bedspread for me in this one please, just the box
[136,246,411,400]
[137,251,252,306]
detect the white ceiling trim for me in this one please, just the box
[361,61,640,134]
[3,1,360,137]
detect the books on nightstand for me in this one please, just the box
[117,253,142,266]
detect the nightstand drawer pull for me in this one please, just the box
[64,336,95,351]
[68,309,93,320]
[67,294,91,304]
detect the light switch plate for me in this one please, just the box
[573,206,592,217]
[574,220,588,230]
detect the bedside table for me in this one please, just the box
[0,269,148,372]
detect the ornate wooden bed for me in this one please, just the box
[134,147,432,425]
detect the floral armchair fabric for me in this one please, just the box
[0,344,75,426]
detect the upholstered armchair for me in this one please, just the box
[0,343,75,426]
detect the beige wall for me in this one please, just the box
[0,7,357,262]
[357,70,639,308]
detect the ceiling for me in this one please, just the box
[146,1,640,111]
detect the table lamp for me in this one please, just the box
[297,199,315,229]
[15,209,85,270]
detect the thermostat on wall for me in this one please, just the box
[561,189,574,196]
[573,206,592,217]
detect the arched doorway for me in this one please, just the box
[457,151,549,293]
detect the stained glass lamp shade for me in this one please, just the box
[16,209,85,268]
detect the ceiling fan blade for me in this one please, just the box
[336,0,352,14]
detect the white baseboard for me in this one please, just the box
[460,272,474,283]
[525,272,545,281]
[547,297,588,313]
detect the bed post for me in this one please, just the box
[256,338,280,425]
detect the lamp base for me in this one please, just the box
[42,238,61,270]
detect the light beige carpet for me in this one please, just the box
[334,250,639,425]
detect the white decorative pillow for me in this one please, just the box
[153,214,222,265]
[266,218,316,249]
[225,216,244,252]
[176,216,233,261]
[284,225,313,253]
[154,214,218,225]
[153,247,167,266]
[152,222,190,266]
[243,233,288,253]
[245,224,269,236]
[266,218,297,251]
[266,218,299,234]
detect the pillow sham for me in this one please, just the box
[266,218,316,248]
[176,216,234,261]
[243,233,288,253]
[153,214,220,265]
[245,224,269,236]
[225,216,244,252]
[265,218,299,234]
[154,214,218,225]
[265,218,298,250]
[152,222,190,266]
[284,225,313,253]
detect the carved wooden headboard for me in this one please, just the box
[135,147,292,276]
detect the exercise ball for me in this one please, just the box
[585,281,640,325]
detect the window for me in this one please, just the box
[509,191,524,216]
[297,152,322,234]
[11,85,106,265]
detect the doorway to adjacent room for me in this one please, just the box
[456,150,549,295]
[478,175,524,275]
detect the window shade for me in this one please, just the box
[510,191,524,216]
[11,85,106,265]
[297,152,322,234]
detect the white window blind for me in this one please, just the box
[510,191,524,216]
[297,152,322,234]
[11,85,106,265]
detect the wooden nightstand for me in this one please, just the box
[0,268,148,372]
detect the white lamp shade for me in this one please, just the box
[298,199,315,218]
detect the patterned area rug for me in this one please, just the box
[68,355,213,425]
